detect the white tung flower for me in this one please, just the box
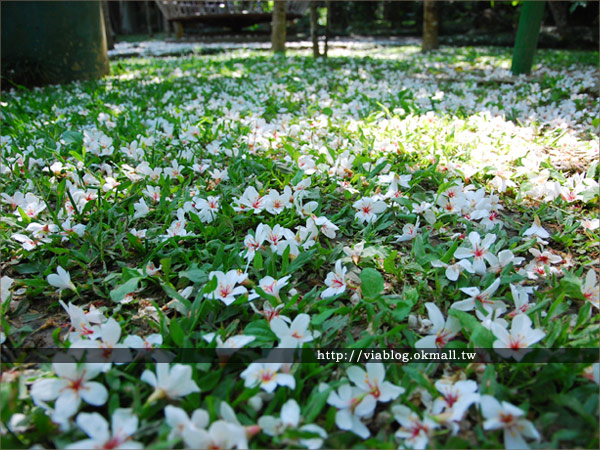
[240,362,295,393]
[322,260,347,298]
[30,360,108,425]
[480,395,540,449]
[491,314,546,361]
[141,364,200,402]
[353,196,387,224]
[270,313,317,348]
[47,266,76,292]
[66,409,143,450]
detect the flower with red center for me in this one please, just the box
[416,302,461,349]
[454,231,497,275]
[327,384,377,439]
[481,395,540,449]
[393,404,439,450]
[240,361,295,393]
[353,196,387,224]
[432,379,480,424]
[347,363,404,404]
[453,279,505,312]
[30,360,108,426]
[581,269,599,309]
[322,260,348,298]
[205,270,248,306]
[270,313,316,348]
[66,409,142,450]
[491,313,545,361]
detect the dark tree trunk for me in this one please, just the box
[119,0,134,34]
[548,1,568,38]
[310,1,320,58]
[144,1,153,36]
[324,0,331,58]
[271,0,286,54]
[422,0,439,52]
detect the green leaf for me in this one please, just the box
[290,170,305,185]
[254,252,263,270]
[360,268,384,298]
[402,365,435,394]
[412,234,426,262]
[244,320,276,342]
[197,368,222,392]
[170,319,185,346]
[179,267,207,283]
[551,394,598,427]
[470,324,495,348]
[383,250,397,274]
[62,130,83,146]
[303,385,332,423]
[449,309,495,347]
[161,282,192,313]
[312,309,335,326]
[287,250,315,274]
[110,277,142,302]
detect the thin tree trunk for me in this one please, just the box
[119,0,134,35]
[101,1,114,50]
[324,1,330,58]
[422,0,439,52]
[163,16,170,36]
[144,1,153,37]
[310,1,320,58]
[271,0,286,54]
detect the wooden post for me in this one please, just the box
[271,0,286,54]
[511,1,546,75]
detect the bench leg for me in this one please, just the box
[174,21,183,39]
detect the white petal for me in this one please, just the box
[480,395,501,421]
[335,410,353,430]
[76,412,110,442]
[54,389,81,421]
[111,408,138,438]
[424,303,445,332]
[346,366,368,391]
[504,427,530,450]
[281,399,300,428]
[80,381,108,406]
[140,370,157,388]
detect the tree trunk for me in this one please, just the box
[101,1,114,50]
[310,1,320,58]
[422,0,439,52]
[511,1,546,75]
[271,0,286,54]
[144,1,153,36]
[163,15,170,36]
[174,21,183,39]
[119,0,134,34]
[548,1,568,38]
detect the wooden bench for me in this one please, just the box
[155,1,308,37]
